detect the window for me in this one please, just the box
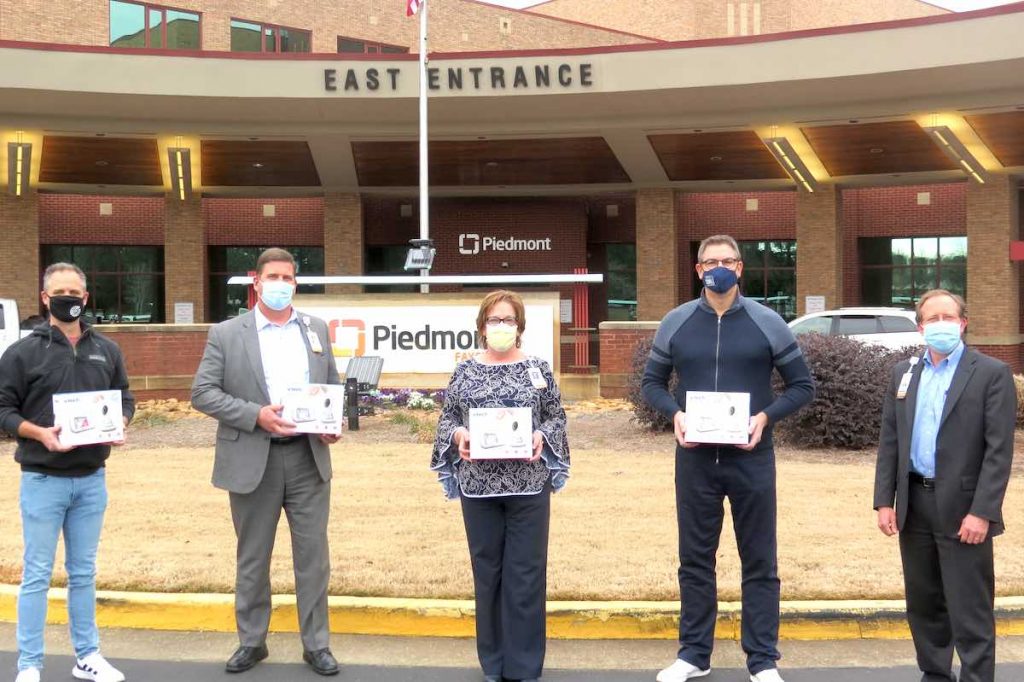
[365,245,416,293]
[880,315,917,333]
[790,316,831,336]
[690,240,796,320]
[208,246,324,322]
[837,315,879,336]
[109,1,200,49]
[338,36,408,54]
[606,244,637,321]
[42,246,165,324]
[859,236,966,307]
[231,19,311,53]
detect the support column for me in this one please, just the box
[636,188,678,320]
[966,174,1020,370]
[795,185,843,316]
[324,193,364,296]
[0,190,40,319]
[164,194,205,323]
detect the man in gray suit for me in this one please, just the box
[192,248,342,676]
[875,289,1015,682]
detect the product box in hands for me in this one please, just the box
[468,407,533,460]
[52,390,124,447]
[684,391,751,445]
[282,384,345,435]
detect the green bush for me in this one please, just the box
[775,333,921,449]
[1013,374,1024,428]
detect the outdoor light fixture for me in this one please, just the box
[404,238,436,271]
[167,147,193,200]
[7,140,32,197]
[764,137,817,192]
[923,125,988,184]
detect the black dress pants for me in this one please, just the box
[461,486,551,680]
[675,446,780,675]
[900,481,996,682]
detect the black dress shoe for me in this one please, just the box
[225,645,269,673]
[303,648,340,676]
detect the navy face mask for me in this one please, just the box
[702,266,738,294]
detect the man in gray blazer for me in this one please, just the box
[192,248,342,676]
[874,289,1015,682]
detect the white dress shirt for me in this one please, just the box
[254,306,310,404]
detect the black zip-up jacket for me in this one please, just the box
[0,321,135,476]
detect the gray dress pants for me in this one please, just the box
[229,438,331,652]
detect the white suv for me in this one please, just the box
[788,307,923,350]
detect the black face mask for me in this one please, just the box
[48,295,85,323]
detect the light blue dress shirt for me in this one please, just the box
[909,341,965,478]
[254,306,310,404]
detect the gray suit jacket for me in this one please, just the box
[191,310,342,494]
[874,347,1016,536]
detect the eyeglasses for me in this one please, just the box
[485,316,518,327]
[700,258,740,269]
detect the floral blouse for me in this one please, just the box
[430,356,570,499]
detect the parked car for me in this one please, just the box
[788,307,924,350]
[0,299,35,358]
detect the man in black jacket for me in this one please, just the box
[0,263,134,682]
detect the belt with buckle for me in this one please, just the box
[270,435,305,446]
[909,472,936,489]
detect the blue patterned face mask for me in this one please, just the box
[923,320,961,355]
[260,280,294,311]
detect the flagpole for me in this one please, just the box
[418,0,430,294]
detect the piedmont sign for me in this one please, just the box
[324,62,594,93]
[305,303,556,374]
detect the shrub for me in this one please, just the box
[1014,375,1024,428]
[626,335,676,431]
[774,334,921,450]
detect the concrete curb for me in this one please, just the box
[3,586,1024,640]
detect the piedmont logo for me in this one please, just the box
[458,233,553,255]
[329,318,480,357]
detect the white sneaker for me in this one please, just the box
[72,652,125,682]
[750,669,785,682]
[656,658,710,681]
[15,669,40,682]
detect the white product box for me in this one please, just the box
[282,384,345,435]
[685,391,751,445]
[52,390,124,447]
[469,407,533,460]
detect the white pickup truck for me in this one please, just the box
[0,298,35,359]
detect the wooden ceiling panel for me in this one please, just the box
[201,140,321,187]
[351,138,630,186]
[801,121,957,176]
[647,130,788,181]
[965,111,1024,167]
[40,136,162,185]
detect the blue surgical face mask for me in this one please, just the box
[702,266,738,294]
[923,320,962,355]
[260,280,294,311]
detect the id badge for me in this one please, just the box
[896,372,913,400]
[307,331,323,354]
[527,367,547,390]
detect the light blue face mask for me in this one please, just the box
[260,280,294,311]
[923,320,961,355]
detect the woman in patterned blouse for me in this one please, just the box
[431,290,570,682]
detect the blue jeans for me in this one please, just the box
[17,469,108,671]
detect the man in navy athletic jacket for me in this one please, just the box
[642,235,814,682]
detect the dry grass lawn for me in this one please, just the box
[1,413,1023,602]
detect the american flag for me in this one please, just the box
[407,0,422,16]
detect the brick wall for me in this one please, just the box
[795,185,842,313]
[164,195,205,322]
[0,191,40,317]
[0,0,643,52]
[99,325,209,401]
[636,188,677,319]
[597,321,656,398]
[841,183,966,305]
[204,197,323,245]
[676,190,796,302]
[324,192,363,295]
[38,194,164,244]
[587,194,636,243]
[966,176,1019,347]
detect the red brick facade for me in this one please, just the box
[38,194,164,244]
[204,197,324,246]
[100,326,208,400]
